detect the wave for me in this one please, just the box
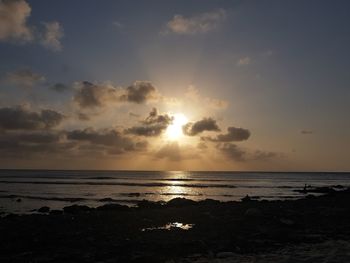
[0,194,140,204]
[0,180,238,189]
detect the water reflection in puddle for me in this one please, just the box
[141,222,194,232]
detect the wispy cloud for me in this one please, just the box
[4,69,45,88]
[300,130,314,135]
[163,9,226,35]
[40,21,64,51]
[237,56,251,66]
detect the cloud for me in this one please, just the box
[183,117,220,136]
[0,0,63,50]
[300,130,314,135]
[73,81,160,109]
[204,126,251,142]
[164,9,226,35]
[185,85,228,110]
[237,56,251,66]
[128,112,140,118]
[0,106,65,130]
[0,0,33,42]
[119,81,160,104]
[217,143,282,162]
[155,142,198,161]
[40,21,64,51]
[251,150,282,161]
[125,108,173,137]
[112,21,124,29]
[76,112,90,121]
[0,130,73,159]
[50,83,69,92]
[66,128,147,154]
[216,143,246,162]
[4,69,45,88]
[73,81,120,109]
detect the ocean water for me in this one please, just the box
[0,170,350,214]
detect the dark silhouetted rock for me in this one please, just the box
[280,218,295,226]
[96,203,129,211]
[49,210,63,215]
[16,198,22,202]
[63,205,91,214]
[241,195,251,202]
[99,198,116,202]
[137,200,163,209]
[166,198,197,207]
[216,252,235,258]
[38,206,50,213]
[244,208,263,217]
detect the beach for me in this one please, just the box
[1,187,350,262]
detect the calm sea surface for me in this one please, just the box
[0,170,350,214]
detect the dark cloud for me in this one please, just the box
[217,143,282,162]
[119,81,159,104]
[4,69,45,87]
[125,108,173,137]
[183,117,220,136]
[252,150,282,161]
[204,126,250,142]
[0,131,61,144]
[73,81,119,109]
[0,106,65,130]
[73,81,159,109]
[66,128,147,154]
[51,83,69,92]
[77,113,90,121]
[155,142,198,161]
[216,143,246,162]
[300,130,314,135]
[0,130,73,159]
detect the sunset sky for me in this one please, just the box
[0,0,349,171]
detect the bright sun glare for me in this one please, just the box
[165,113,188,140]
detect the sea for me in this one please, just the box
[0,170,350,214]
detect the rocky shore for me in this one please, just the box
[1,187,350,262]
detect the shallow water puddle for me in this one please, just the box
[141,222,194,232]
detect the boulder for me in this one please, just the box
[38,206,50,213]
[216,252,235,258]
[166,198,197,207]
[96,203,129,211]
[63,205,91,214]
[244,208,263,217]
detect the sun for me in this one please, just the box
[165,113,188,140]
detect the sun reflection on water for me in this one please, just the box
[162,171,196,199]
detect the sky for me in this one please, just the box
[0,0,349,171]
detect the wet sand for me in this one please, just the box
[1,188,350,262]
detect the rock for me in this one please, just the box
[63,205,91,214]
[96,203,129,211]
[244,208,263,217]
[137,200,163,209]
[99,198,116,202]
[166,198,197,207]
[280,218,295,226]
[49,210,63,215]
[16,198,22,202]
[38,206,50,213]
[216,252,235,258]
[241,195,251,202]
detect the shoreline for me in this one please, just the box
[1,188,350,262]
